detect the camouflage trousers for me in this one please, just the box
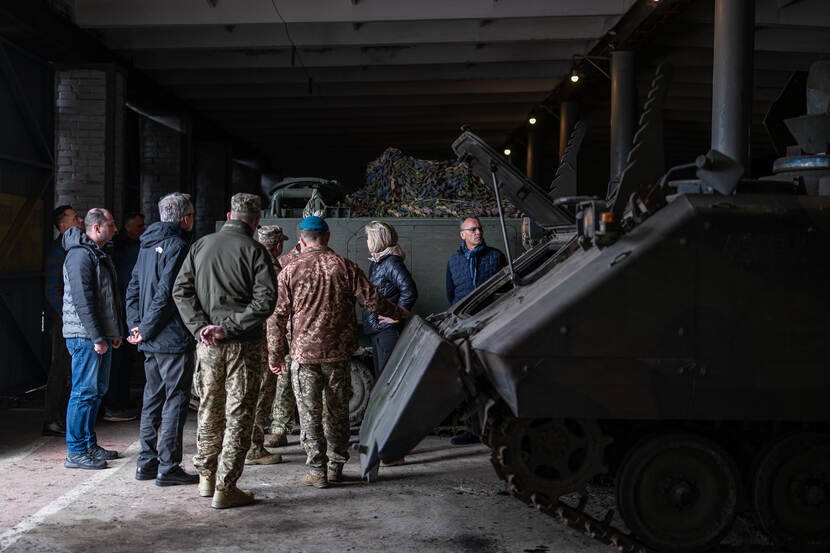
[292,360,351,476]
[248,345,277,458]
[269,361,296,435]
[193,340,262,490]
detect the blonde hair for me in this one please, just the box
[364,220,398,253]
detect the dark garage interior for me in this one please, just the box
[0,0,829,552]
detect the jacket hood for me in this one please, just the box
[62,225,101,252]
[140,221,186,248]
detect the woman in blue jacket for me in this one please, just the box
[362,221,418,379]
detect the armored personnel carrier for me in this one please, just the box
[358,29,830,553]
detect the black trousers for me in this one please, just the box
[370,327,401,379]
[137,349,194,476]
[44,309,71,424]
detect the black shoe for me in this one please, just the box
[102,409,137,422]
[42,421,65,437]
[156,466,199,487]
[450,430,480,445]
[65,452,107,470]
[87,444,119,460]
[135,465,158,481]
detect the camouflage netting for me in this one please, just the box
[346,147,521,218]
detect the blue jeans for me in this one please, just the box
[65,338,112,454]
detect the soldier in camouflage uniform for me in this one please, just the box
[173,193,276,509]
[265,241,302,447]
[268,216,410,488]
[245,225,288,465]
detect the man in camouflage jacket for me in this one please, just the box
[265,240,302,447]
[268,216,410,488]
[173,193,276,509]
[245,225,288,465]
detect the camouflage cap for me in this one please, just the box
[257,225,288,247]
[230,192,261,214]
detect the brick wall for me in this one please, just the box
[54,69,107,215]
[139,117,181,224]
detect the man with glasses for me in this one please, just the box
[126,193,199,487]
[61,208,124,469]
[445,217,506,306]
[445,216,506,445]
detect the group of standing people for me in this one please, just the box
[47,189,506,510]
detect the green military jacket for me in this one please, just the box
[173,219,277,343]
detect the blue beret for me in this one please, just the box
[300,215,329,231]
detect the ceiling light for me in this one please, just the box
[503,148,512,156]
[528,117,537,125]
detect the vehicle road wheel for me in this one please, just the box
[349,359,374,427]
[616,433,740,553]
[491,417,610,508]
[752,432,830,553]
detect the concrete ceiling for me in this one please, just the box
[6,0,830,188]
[70,0,637,183]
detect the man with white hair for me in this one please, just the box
[126,192,198,487]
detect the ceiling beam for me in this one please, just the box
[122,41,592,69]
[75,0,635,27]
[188,92,545,111]
[94,16,619,50]
[169,78,560,99]
[149,61,571,86]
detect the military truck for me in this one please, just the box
[358,55,830,553]
[258,176,529,424]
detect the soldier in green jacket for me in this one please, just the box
[173,193,277,509]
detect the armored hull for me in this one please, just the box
[360,184,830,553]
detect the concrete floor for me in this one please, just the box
[0,404,608,553]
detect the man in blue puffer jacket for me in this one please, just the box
[125,192,199,487]
[445,216,506,306]
[445,216,506,445]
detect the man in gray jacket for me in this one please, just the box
[126,193,198,487]
[62,208,124,470]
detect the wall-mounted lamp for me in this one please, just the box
[528,117,537,125]
[568,55,610,85]
[503,148,512,156]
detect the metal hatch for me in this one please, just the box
[358,315,466,479]
[452,130,574,229]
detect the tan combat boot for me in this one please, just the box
[198,474,215,498]
[302,472,329,489]
[327,464,343,483]
[263,433,287,447]
[245,451,283,465]
[211,486,254,509]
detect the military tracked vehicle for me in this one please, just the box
[358,35,830,553]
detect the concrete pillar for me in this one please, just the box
[525,127,539,183]
[54,67,125,219]
[711,0,755,168]
[139,117,182,224]
[558,101,579,163]
[610,51,636,183]
[194,141,230,238]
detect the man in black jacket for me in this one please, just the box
[126,193,198,486]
